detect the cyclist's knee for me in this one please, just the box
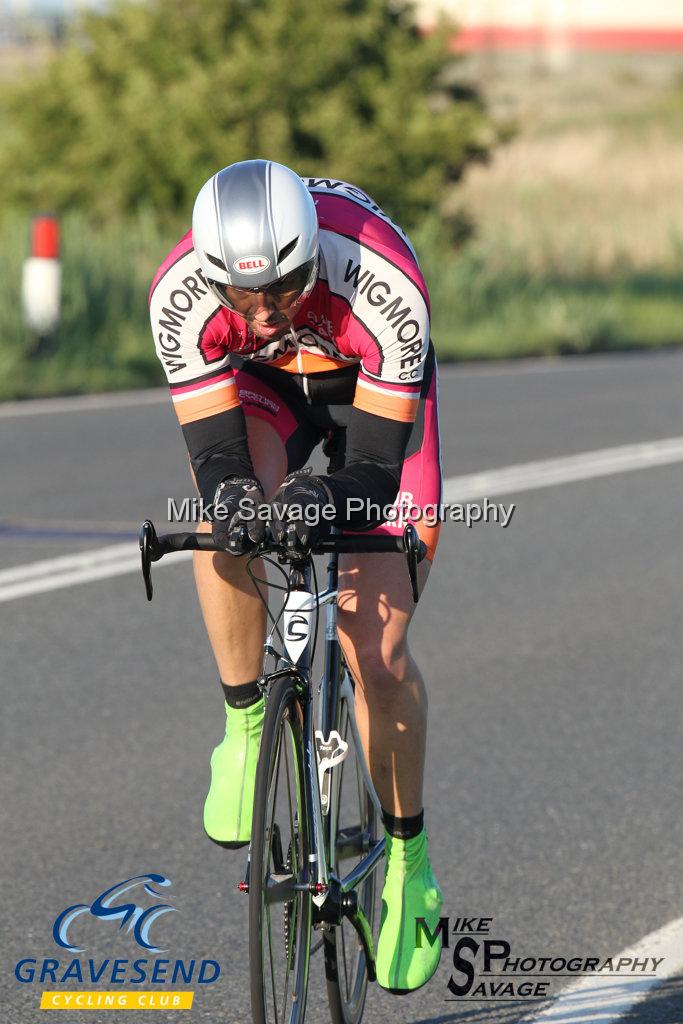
[340,623,411,694]
[193,524,258,586]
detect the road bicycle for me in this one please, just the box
[139,510,425,1024]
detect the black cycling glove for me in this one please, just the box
[266,471,335,554]
[212,476,264,555]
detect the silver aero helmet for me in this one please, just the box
[192,159,319,315]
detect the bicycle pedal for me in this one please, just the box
[315,730,349,815]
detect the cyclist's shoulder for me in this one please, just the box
[148,229,196,304]
[149,229,247,365]
[303,175,419,265]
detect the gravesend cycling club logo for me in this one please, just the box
[417,914,666,1004]
[14,872,220,1011]
[53,873,176,953]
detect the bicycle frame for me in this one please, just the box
[258,545,384,940]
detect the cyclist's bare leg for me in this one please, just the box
[192,417,288,686]
[336,553,430,818]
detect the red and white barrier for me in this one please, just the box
[22,216,61,336]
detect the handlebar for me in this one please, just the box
[139,520,426,603]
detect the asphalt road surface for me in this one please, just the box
[2,350,682,1024]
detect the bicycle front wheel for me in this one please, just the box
[250,675,312,1024]
[324,676,378,1024]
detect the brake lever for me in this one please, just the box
[139,520,159,601]
[403,524,421,604]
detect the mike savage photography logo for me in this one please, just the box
[168,492,517,530]
[15,873,220,1011]
[417,915,666,1004]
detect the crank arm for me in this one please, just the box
[342,891,376,982]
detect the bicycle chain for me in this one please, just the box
[284,840,294,967]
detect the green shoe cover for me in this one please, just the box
[376,828,444,993]
[203,698,264,848]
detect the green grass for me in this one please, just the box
[424,58,683,360]
[1,211,682,401]
[0,211,171,400]
[420,236,683,361]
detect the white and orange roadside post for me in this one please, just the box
[21,215,62,338]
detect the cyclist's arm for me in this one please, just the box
[183,405,255,505]
[322,407,414,529]
[319,235,430,528]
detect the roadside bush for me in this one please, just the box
[0,0,494,239]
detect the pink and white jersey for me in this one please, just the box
[149,177,431,429]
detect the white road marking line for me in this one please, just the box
[2,436,683,604]
[0,543,134,585]
[0,389,167,418]
[520,915,683,1023]
[0,517,140,531]
[0,552,192,603]
[444,437,683,502]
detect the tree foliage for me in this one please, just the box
[0,0,494,233]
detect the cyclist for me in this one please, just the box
[149,159,443,994]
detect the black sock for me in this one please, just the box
[382,808,424,840]
[222,679,261,709]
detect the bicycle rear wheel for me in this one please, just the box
[324,675,378,1024]
[250,675,311,1024]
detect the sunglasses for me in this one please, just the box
[210,257,317,310]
